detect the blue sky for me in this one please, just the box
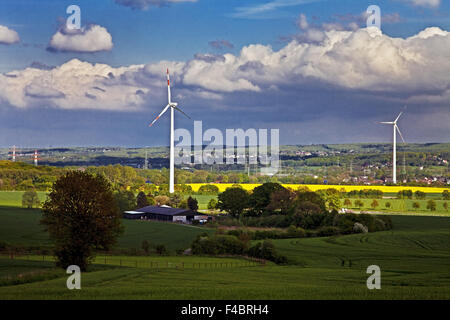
[0,0,449,147]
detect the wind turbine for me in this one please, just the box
[149,69,190,194]
[379,111,405,184]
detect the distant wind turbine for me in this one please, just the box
[379,111,405,184]
[149,69,190,194]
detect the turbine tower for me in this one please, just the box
[379,112,405,184]
[149,69,190,194]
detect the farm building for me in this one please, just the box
[124,205,210,224]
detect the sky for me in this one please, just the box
[0,0,449,147]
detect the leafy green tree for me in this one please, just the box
[249,183,286,215]
[155,195,170,206]
[325,193,341,211]
[197,185,220,195]
[136,191,149,208]
[385,202,392,209]
[344,198,352,208]
[155,244,167,255]
[41,171,123,271]
[426,199,436,211]
[114,190,136,212]
[217,187,249,217]
[355,199,364,208]
[141,240,150,254]
[443,190,450,200]
[413,202,420,210]
[266,188,295,215]
[444,202,448,211]
[187,196,199,211]
[414,191,426,200]
[292,191,327,213]
[370,199,379,209]
[207,198,218,210]
[22,189,41,208]
[169,193,183,207]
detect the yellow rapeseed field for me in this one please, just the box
[186,183,448,193]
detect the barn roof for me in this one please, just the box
[135,205,196,216]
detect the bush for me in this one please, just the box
[155,244,167,255]
[316,226,341,237]
[247,240,288,264]
[191,234,246,255]
[207,198,218,210]
[197,185,220,195]
[287,225,306,238]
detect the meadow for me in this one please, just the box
[0,205,449,299]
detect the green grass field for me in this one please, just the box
[0,191,48,207]
[0,205,449,299]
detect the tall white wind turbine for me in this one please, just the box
[149,69,190,194]
[379,111,405,184]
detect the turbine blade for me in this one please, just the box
[396,125,405,143]
[149,104,170,127]
[173,105,191,119]
[167,68,171,104]
[394,111,403,123]
[379,122,394,124]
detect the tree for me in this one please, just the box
[413,202,420,210]
[114,190,136,212]
[355,199,364,209]
[155,195,170,206]
[385,202,391,209]
[414,191,426,200]
[266,188,295,214]
[325,193,341,211]
[444,202,448,211]
[217,187,249,217]
[41,171,123,271]
[169,193,183,207]
[136,191,149,208]
[141,240,150,254]
[443,190,450,200]
[248,182,286,216]
[155,244,167,255]
[197,185,219,195]
[187,196,199,211]
[370,199,379,210]
[344,198,352,208]
[426,199,436,211]
[207,198,218,210]
[22,189,40,209]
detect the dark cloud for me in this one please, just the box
[115,0,196,10]
[193,53,226,63]
[209,40,234,50]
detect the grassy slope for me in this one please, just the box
[0,214,449,299]
[0,191,48,207]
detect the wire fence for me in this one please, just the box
[1,253,266,269]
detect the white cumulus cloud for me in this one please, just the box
[48,25,113,53]
[0,25,20,45]
[405,0,441,8]
[1,26,450,111]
